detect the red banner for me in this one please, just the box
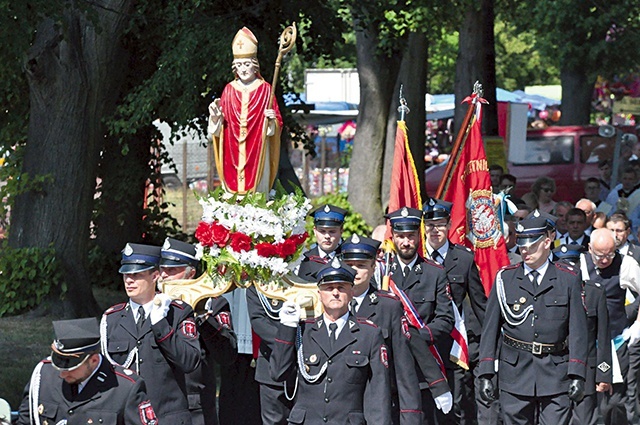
[443,98,509,296]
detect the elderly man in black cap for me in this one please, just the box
[422,197,487,425]
[272,258,392,424]
[17,318,156,425]
[385,206,454,425]
[478,217,588,425]
[159,238,238,425]
[297,204,347,280]
[341,234,451,425]
[101,243,201,425]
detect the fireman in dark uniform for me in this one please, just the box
[272,259,392,424]
[553,243,611,425]
[386,206,455,424]
[17,318,157,425]
[159,238,237,425]
[297,204,347,281]
[340,233,426,425]
[422,197,487,425]
[478,218,588,425]
[101,243,201,425]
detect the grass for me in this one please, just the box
[0,286,125,410]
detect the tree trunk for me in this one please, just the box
[11,0,132,318]
[559,66,593,125]
[348,15,403,227]
[454,0,498,137]
[384,32,428,209]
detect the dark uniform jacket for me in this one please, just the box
[187,297,237,425]
[18,356,155,425]
[271,315,391,425]
[297,246,340,282]
[102,300,201,424]
[389,256,454,346]
[355,286,422,425]
[478,262,588,397]
[246,285,296,388]
[582,280,612,394]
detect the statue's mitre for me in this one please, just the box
[232,27,258,59]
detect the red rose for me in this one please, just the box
[195,222,214,247]
[210,222,230,247]
[256,242,277,257]
[279,238,298,258]
[229,232,252,252]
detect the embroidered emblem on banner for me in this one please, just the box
[466,189,501,248]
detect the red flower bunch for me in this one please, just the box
[195,221,230,247]
[255,242,278,257]
[229,232,252,252]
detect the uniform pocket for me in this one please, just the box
[107,339,130,354]
[545,296,568,320]
[288,406,306,424]
[345,354,370,384]
[347,411,366,424]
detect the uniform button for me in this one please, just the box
[99,420,104,424]
[327,377,332,383]
[327,359,332,364]
[137,340,142,345]
[533,297,537,301]
[68,409,74,414]
[139,359,143,363]
[534,314,538,319]
[355,360,359,364]
[323,417,328,422]
[534,333,539,338]
[325,398,330,403]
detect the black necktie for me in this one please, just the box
[432,250,442,263]
[529,270,539,284]
[329,323,338,350]
[349,299,358,314]
[403,265,410,277]
[136,306,146,331]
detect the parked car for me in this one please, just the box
[424,125,638,204]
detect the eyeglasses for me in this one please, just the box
[591,251,615,261]
[541,187,554,193]
[424,223,448,231]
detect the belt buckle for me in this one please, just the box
[532,342,542,355]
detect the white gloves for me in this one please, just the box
[434,391,453,414]
[279,300,301,328]
[150,293,172,325]
[205,297,214,313]
[624,321,640,346]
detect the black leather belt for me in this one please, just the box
[503,334,567,355]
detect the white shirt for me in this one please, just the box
[78,355,103,393]
[523,261,550,285]
[129,300,153,321]
[352,291,368,313]
[426,240,449,263]
[398,256,418,276]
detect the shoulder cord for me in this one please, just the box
[29,360,45,425]
[295,325,328,383]
[257,291,282,320]
[579,253,591,282]
[100,315,139,374]
[496,269,534,326]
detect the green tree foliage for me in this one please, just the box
[305,192,372,246]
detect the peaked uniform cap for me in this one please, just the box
[386,207,422,232]
[422,197,453,220]
[309,204,347,228]
[161,237,199,268]
[232,27,258,59]
[119,243,161,274]
[553,243,584,261]
[515,217,548,247]
[316,258,356,285]
[340,234,381,260]
[527,209,557,231]
[51,318,100,371]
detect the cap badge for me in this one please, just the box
[352,234,360,243]
[533,210,541,217]
[401,207,408,217]
[53,340,64,350]
[324,205,331,213]
[516,223,524,232]
[331,257,341,268]
[429,198,436,206]
[124,243,133,256]
[162,239,171,250]
[561,246,567,252]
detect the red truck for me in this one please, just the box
[424,125,638,204]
